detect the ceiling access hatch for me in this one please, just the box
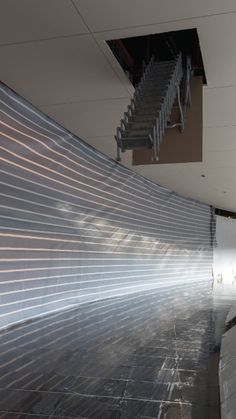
[107,28,206,87]
[107,29,206,165]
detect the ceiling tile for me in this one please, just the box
[84,135,116,158]
[206,168,236,193]
[204,86,236,127]
[41,98,130,138]
[76,0,236,32]
[134,164,211,204]
[0,35,130,105]
[94,17,195,44]
[1,1,236,211]
[85,135,132,166]
[0,0,89,45]
[95,13,236,88]
[136,164,190,190]
[187,166,236,210]
[204,127,236,151]
[133,160,236,211]
[203,150,236,168]
[197,13,236,86]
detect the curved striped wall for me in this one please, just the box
[0,83,215,330]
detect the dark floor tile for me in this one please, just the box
[124,381,171,401]
[143,403,186,419]
[0,414,49,419]
[119,399,161,418]
[130,366,161,382]
[80,365,133,381]
[156,357,208,371]
[0,372,61,391]
[123,381,215,406]
[0,296,223,419]
[120,402,219,419]
[63,376,127,398]
[182,403,221,419]
[122,355,166,369]
[54,394,122,418]
[0,389,62,415]
[174,369,209,387]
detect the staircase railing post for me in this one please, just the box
[176,84,184,132]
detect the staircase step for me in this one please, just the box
[126,120,154,130]
[135,97,164,105]
[137,89,168,95]
[149,64,175,71]
[134,99,165,107]
[146,78,173,86]
[145,77,173,85]
[131,111,161,120]
[121,137,152,150]
[116,55,183,158]
[142,82,172,91]
[152,60,176,68]
[142,83,170,88]
[136,97,165,105]
[123,128,152,136]
[151,67,175,74]
[150,69,174,76]
[128,114,157,123]
[148,73,172,82]
[138,91,169,100]
[136,90,168,99]
[134,104,163,113]
[129,115,156,124]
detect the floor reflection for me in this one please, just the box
[0,290,221,418]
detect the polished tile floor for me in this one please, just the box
[0,290,221,418]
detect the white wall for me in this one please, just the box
[213,215,236,339]
[214,215,236,285]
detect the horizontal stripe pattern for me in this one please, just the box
[0,83,214,330]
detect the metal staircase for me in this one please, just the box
[115,53,191,162]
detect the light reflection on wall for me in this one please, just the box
[0,83,214,330]
[213,215,236,323]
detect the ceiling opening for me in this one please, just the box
[107,28,206,87]
[215,208,236,219]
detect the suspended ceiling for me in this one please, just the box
[1,0,236,211]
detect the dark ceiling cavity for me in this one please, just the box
[107,28,206,87]
[215,208,236,219]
